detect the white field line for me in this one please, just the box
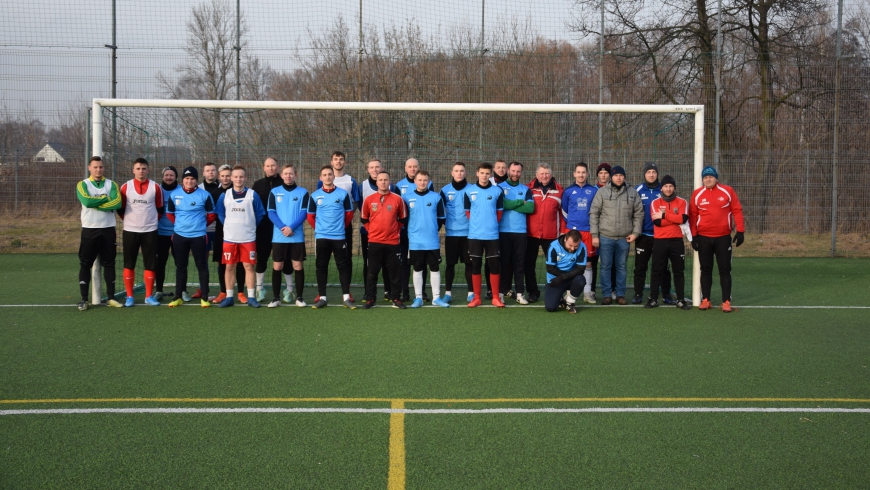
[1,304,869,309]
[2,407,870,416]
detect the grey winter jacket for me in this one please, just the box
[589,183,644,239]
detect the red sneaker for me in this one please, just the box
[237,292,247,304]
[699,298,712,310]
[721,300,732,313]
[491,296,505,308]
[467,297,482,308]
[191,289,202,299]
[211,292,227,304]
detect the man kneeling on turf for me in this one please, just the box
[216,165,266,308]
[544,230,588,313]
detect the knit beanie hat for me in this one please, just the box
[182,166,199,181]
[701,166,718,179]
[596,162,612,175]
[641,161,658,175]
[611,165,626,177]
[661,175,676,188]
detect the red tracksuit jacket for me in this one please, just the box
[689,184,745,238]
[650,196,687,239]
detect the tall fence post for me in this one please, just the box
[14,148,19,212]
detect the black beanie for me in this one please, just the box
[182,166,199,181]
[163,165,178,178]
[661,175,676,188]
[642,161,658,175]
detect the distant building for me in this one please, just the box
[32,142,73,163]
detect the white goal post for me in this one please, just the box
[90,98,704,306]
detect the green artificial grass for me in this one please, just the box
[1,254,868,488]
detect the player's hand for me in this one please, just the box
[626,234,636,243]
[691,238,699,251]
[592,237,600,248]
[282,226,292,237]
[732,231,744,247]
[651,211,662,220]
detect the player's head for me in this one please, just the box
[88,156,104,179]
[281,164,296,185]
[202,162,217,183]
[263,157,278,177]
[331,151,346,171]
[404,158,420,178]
[574,162,588,185]
[535,163,552,186]
[218,164,232,187]
[231,165,246,189]
[132,157,149,181]
[451,162,466,182]
[181,166,199,190]
[476,162,492,185]
[493,159,507,178]
[642,162,658,184]
[596,163,611,184]
[508,161,523,182]
[702,166,718,188]
[376,171,391,192]
[162,166,178,186]
[563,230,582,253]
[611,165,626,186]
[661,175,676,197]
[414,169,431,192]
[367,159,383,179]
[319,165,335,187]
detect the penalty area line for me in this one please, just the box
[2,407,870,416]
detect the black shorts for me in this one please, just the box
[444,236,470,266]
[79,227,116,269]
[409,249,441,272]
[272,242,307,263]
[468,238,500,259]
[122,229,158,270]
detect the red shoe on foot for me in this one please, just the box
[491,296,505,308]
[467,297,482,308]
[191,289,202,299]
[211,292,227,304]
[699,298,712,310]
[237,292,248,304]
[721,300,732,313]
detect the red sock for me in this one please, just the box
[472,274,482,297]
[143,270,155,298]
[489,274,500,298]
[123,268,135,297]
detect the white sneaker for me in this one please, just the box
[515,293,528,305]
[611,292,617,300]
[499,293,505,303]
[584,291,596,304]
[295,298,307,307]
[181,291,192,302]
[268,299,281,308]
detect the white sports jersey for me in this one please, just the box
[361,178,378,201]
[80,178,117,229]
[334,174,355,201]
[221,188,258,243]
[122,179,159,233]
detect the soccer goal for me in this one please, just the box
[89,99,705,306]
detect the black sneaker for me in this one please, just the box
[384,292,392,302]
[391,299,407,309]
[362,299,376,309]
[485,290,493,300]
[632,294,643,304]
[77,300,89,311]
[566,303,577,314]
[527,290,540,303]
[644,298,659,308]
[400,293,410,303]
[504,290,515,299]
[676,300,692,310]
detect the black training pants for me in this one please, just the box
[362,231,392,296]
[315,238,352,296]
[650,237,685,301]
[365,242,401,301]
[633,234,671,298]
[524,237,553,295]
[544,275,586,312]
[78,227,117,301]
[696,234,732,302]
[172,233,209,298]
[499,232,527,294]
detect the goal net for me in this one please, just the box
[90,99,704,305]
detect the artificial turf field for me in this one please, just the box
[1,254,869,488]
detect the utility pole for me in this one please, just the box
[104,0,117,178]
[714,0,722,170]
[598,0,604,164]
[235,0,241,165]
[479,0,485,159]
[831,0,843,256]
[358,0,363,153]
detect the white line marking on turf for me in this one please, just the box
[2,407,869,416]
[2,304,870,309]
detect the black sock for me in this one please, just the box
[104,265,116,299]
[295,269,305,297]
[272,270,283,300]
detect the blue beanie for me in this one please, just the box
[611,165,626,177]
[702,166,718,179]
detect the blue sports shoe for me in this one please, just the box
[467,292,475,302]
[432,297,450,308]
[247,297,261,308]
[443,294,452,303]
[218,297,235,308]
[124,296,135,307]
[145,296,160,306]
[410,298,424,308]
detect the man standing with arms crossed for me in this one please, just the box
[589,165,644,305]
[524,163,565,303]
[440,162,473,304]
[252,157,282,302]
[497,161,534,304]
[562,162,599,305]
[360,171,408,309]
[689,166,745,312]
[403,170,449,308]
[267,164,310,308]
[464,162,505,308]
[76,156,122,310]
[308,165,356,309]
[359,158,398,301]
[166,166,216,308]
[118,157,163,307]
[216,166,266,308]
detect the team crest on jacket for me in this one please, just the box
[276,195,283,202]
[447,193,455,201]
[317,197,324,205]
[470,194,477,201]
[409,201,415,209]
[387,205,392,211]
[371,203,378,211]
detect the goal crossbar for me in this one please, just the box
[90,98,704,306]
